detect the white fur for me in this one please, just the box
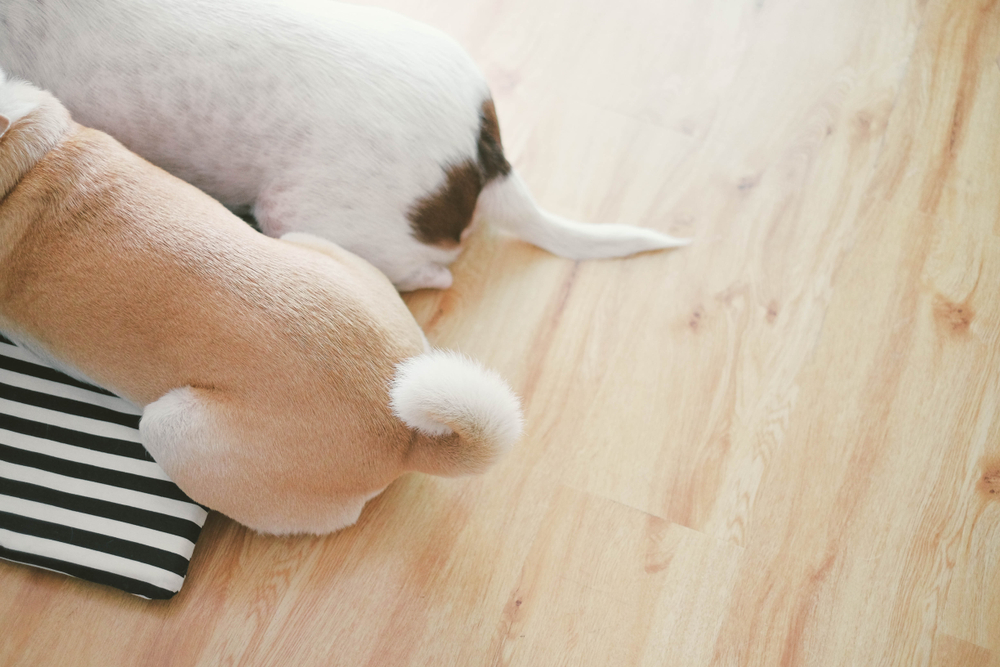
[391,349,523,453]
[0,70,44,129]
[0,0,688,291]
[478,172,691,258]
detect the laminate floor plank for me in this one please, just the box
[2,0,998,665]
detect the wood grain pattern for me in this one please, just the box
[2,0,999,665]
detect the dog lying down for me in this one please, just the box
[0,0,689,292]
[0,76,523,536]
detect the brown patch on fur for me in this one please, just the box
[478,99,510,181]
[407,99,511,246]
[408,159,482,246]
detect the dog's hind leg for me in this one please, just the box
[254,182,459,291]
[139,386,240,512]
[140,386,378,535]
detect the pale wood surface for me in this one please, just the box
[2,0,1000,665]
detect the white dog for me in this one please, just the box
[0,0,688,291]
[0,75,522,535]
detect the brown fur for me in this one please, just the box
[0,92,446,533]
[477,99,511,181]
[406,98,512,247]
[407,159,482,246]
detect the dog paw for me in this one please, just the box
[396,263,453,291]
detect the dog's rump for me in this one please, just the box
[0,0,689,292]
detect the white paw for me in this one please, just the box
[396,263,453,291]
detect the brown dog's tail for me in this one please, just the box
[390,350,523,477]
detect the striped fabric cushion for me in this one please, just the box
[0,335,207,599]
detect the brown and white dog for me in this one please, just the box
[0,0,689,292]
[0,76,522,535]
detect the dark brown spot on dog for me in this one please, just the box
[408,160,482,246]
[407,98,511,246]
[478,99,511,181]
[933,294,974,335]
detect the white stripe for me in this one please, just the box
[0,427,171,480]
[0,461,208,524]
[0,367,141,415]
[0,495,196,555]
[0,397,141,443]
[0,528,184,593]
[0,341,51,366]
[0,340,100,389]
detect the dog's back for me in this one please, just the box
[0,0,489,289]
[0,77,523,534]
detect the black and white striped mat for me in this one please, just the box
[0,334,207,599]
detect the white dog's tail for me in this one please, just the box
[476,170,690,259]
[390,350,523,477]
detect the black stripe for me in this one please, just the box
[0,511,190,576]
[0,380,140,427]
[0,350,117,397]
[1,478,204,542]
[0,412,152,461]
[0,548,178,599]
[0,444,193,502]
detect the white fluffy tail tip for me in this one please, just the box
[390,350,523,473]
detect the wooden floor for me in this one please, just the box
[3,0,1000,664]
